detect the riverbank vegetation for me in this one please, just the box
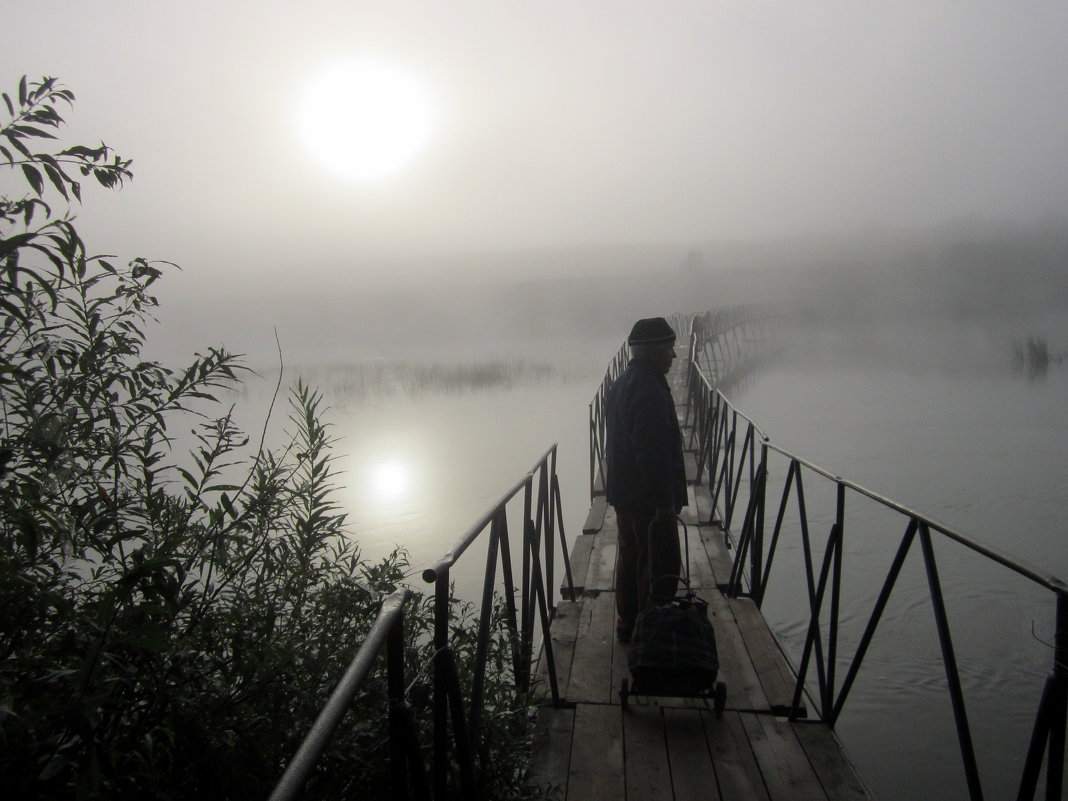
[246,358,558,407]
[1,77,543,800]
[1011,335,1067,381]
[1013,335,1050,367]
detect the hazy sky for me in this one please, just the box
[5,1,1068,301]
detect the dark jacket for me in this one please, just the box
[604,360,688,513]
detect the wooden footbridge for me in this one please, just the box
[270,307,1067,801]
[526,332,873,801]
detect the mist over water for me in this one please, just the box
[150,218,1068,371]
[181,220,1068,799]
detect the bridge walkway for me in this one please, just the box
[529,352,874,801]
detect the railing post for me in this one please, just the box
[542,453,555,612]
[724,411,738,530]
[442,648,476,799]
[553,471,576,602]
[495,508,523,685]
[588,400,596,503]
[751,443,768,606]
[707,391,724,526]
[521,476,534,691]
[1050,593,1068,800]
[919,523,984,801]
[388,604,408,801]
[432,571,450,801]
[527,514,562,704]
[1017,591,1068,801]
[469,523,500,752]
[827,481,845,720]
[693,380,709,482]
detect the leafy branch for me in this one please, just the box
[1,75,132,206]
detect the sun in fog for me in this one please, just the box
[297,57,433,182]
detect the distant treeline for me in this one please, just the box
[155,218,1068,367]
[374,219,1068,346]
[1012,335,1066,369]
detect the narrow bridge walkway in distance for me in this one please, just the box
[528,352,875,801]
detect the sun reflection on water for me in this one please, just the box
[372,459,409,500]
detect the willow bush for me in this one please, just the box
[1,77,542,800]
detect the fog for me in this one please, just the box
[5,2,1068,370]
[145,218,1068,376]
[7,13,1067,795]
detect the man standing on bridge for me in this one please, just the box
[605,316,687,643]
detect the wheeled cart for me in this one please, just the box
[619,517,726,715]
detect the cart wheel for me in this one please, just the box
[620,678,629,711]
[714,682,727,717]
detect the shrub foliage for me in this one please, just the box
[0,77,539,800]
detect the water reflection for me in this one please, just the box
[372,459,410,499]
[223,355,608,597]
[332,382,593,595]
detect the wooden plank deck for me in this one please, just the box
[529,351,874,801]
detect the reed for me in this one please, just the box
[257,358,557,404]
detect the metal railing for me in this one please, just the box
[268,589,420,801]
[268,444,572,801]
[691,304,783,387]
[683,319,1068,801]
[421,443,573,800]
[588,340,627,500]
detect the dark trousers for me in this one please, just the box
[614,509,681,634]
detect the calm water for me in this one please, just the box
[725,355,1068,800]
[331,380,594,594]
[232,336,1065,800]
[229,350,612,600]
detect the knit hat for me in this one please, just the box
[627,317,676,346]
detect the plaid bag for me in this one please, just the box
[627,592,719,696]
